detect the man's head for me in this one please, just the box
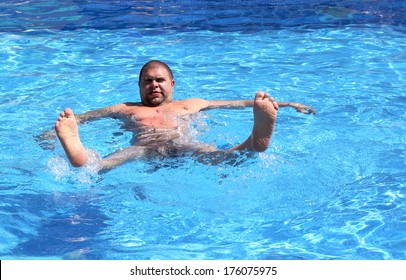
[138,60,175,107]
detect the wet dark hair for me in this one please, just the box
[138,60,174,83]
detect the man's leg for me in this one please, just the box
[229,91,278,152]
[55,108,87,167]
[193,92,278,165]
[98,146,150,173]
[55,108,151,172]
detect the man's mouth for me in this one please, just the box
[149,91,161,97]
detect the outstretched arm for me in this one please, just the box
[202,99,316,114]
[35,104,125,149]
[276,102,316,114]
[75,104,125,123]
[75,107,114,124]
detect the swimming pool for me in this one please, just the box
[0,0,405,260]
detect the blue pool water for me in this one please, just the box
[0,0,405,260]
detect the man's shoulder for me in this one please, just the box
[111,102,145,115]
[123,102,143,107]
[174,98,210,111]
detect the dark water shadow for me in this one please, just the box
[3,192,110,259]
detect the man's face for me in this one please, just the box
[138,66,175,107]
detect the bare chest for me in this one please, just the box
[125,103,192,128]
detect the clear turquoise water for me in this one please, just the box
[0,1,405,260]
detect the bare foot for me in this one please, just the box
[251,91,278,152]
[55,108,87,167]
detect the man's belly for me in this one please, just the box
[130,127,182,146]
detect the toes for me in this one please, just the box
[273,101,279,110]
[59,108,75,120]
[255,91,273,101]
[57,115,65,122]
[254,91,278,111]
[64,108,74,118]
[54,120,61,130]
[255,91,265,100]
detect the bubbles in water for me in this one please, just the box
[47,148,102,184]
[47,155,71,180]
[174,111,210,146]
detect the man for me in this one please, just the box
[55,60,315,173]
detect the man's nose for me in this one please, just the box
[151,80,159,87]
